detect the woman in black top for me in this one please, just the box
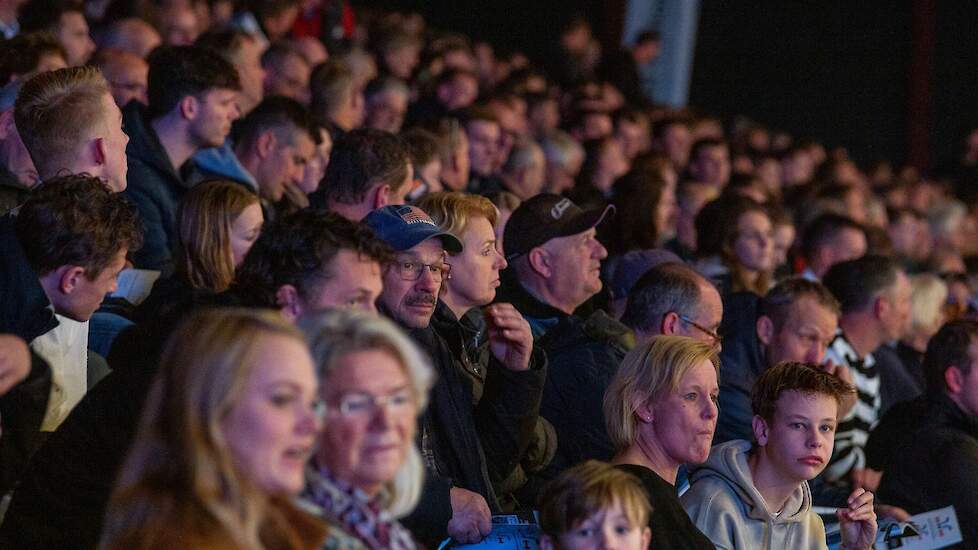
[603,335,718,550]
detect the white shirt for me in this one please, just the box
[30,315,89,432]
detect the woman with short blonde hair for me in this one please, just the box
[299,310,434,549]
[100,308,326,550]
[603,335,719,550]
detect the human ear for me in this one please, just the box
[756,315,774,346]
[373,184,391,209]
[179,95,199,120]
[641,526,651,548]
[58,265,86,294]
[528,247,552,278]
[945,366,965,395]
[255,131,276,159]
[0,109,14,139]
[275,284,303,323]
[751,415,769,446]
[661,311,680,335]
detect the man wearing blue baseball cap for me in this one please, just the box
[364,204,545,547]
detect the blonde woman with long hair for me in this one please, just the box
[100,309,326,550]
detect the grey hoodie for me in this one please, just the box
[680,440,828,550]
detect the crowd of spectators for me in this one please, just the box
[1,1,977,549]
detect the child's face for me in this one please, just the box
[755,390,838,483]
[545,502,651,550]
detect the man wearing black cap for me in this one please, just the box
[363,204,545,546]
[495,194,636,479]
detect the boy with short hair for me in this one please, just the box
[539,460,652,550]
[682,362,878,550]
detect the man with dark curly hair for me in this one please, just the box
[0,174,141,493]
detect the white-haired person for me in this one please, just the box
[603,335,718,549]
[299,310,435,550]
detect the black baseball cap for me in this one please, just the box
[503,194,613,260]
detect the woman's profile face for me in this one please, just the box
[646,359,719,466]
[732,210,774,272]
[319,349,417,495]
[222,334,321,495]
[229,202,264,268]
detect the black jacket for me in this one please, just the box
[429,302,550,509]
[538,309,633,478]
[493,270,567,340]
[617,464,715,550]
[714,291,765,444]
[0,215,55,493]
[399,323,498,545]
[877,393,978,547]
[121,101,193,272]
[0,280,224,549]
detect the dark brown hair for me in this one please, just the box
[15,174,142,277]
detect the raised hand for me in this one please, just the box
[838,487,877,550]
[485,303,533,371]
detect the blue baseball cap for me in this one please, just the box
[363,205,463,253]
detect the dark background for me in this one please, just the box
[359,0,978,173]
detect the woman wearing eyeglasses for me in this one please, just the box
[299,310,435,550]
[603,335,719,550]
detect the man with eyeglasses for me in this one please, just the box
[713,277,844,445]
[364,204,542,547]
[536,260,725,477]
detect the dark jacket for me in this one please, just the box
[0,282,225,549]
[429,301,550,510]
[493,270,567,340]
[538,309,633,478]
[121,102,193,272]
[874,341,924,416]
[399,322,499,545]
[714,291,765,444]
[617,463,716,550]
[0,163,29,214]
[0,215,55,492]
[877,393,978,547]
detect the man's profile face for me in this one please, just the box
[765,297,838,366]
[675,282,723,350]
[57,11,95,67]
[190,88,241,148]
[540,227,607,312]
[61,248,127,321]
[466,120,500,177]
[100,93,130,192]
[303,249,382,314]
[378,239,446,329]
[258,130,314,202]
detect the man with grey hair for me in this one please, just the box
[539,129,584,195]
[363,75,409,134]
[499,138,546,200]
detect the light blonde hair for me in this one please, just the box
[299,310,434,518]
[538,460,651,538]
[910,273,948,335]
[14,66,112,179]
[176,179,261,292]
[415,191,498,251]
[604,335,719,451]
[100,308,326,550]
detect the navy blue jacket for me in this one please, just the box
[121,102,193,272]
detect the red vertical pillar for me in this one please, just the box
[909,0,936,170]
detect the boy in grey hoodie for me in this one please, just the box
[681,362,877,550]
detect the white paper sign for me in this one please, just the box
[874,506,963,550]
[109,269,160,306]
